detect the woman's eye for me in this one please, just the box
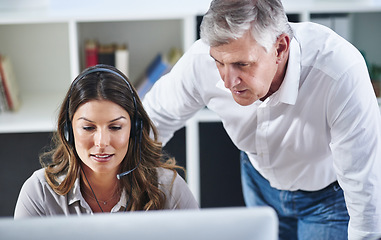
[83,126,95,131]
[110,126,122,131]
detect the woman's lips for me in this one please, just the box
[90,154,114,162]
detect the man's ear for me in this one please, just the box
[275,33,290,64]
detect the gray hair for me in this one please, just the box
[200,0,293,52]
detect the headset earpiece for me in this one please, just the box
[136,117,143,139]
[64,119,74,146]
[130,115,142,143]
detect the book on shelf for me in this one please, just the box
[136,47,182,99]
[0,66,8,112]
[84,40,129,77]
[98,44,115,67]
[84,39,98,68]
[115,44,129,77]
[0,55,21,112]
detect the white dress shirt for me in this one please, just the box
[143,22,381,239]
[14,167,199,218]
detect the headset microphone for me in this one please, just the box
[116,119,143,180]
[116,167,138,180]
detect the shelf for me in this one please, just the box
[0,91,65,133]
[77,19,184,84]
[283,0,381,14]
[0,1,379,24]
[0,0,380,23]
[0,1,380,134]
[0,9,193,134]
[0,0,211,24]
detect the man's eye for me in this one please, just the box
[215,60,224,66]
[236,62,248,67]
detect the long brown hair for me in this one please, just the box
[40,64,183,211]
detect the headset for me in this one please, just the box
[63,64,143,179]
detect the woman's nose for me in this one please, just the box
[94,129,110,148]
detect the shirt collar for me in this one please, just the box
[111,189,127,212]
[67,174,127,212]
[67,176,83,206]
[274,36,301,106]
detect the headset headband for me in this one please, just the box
[64,65,141,145]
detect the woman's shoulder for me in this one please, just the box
[156,167,199,209]
[18,168,51,200]
[156,167,186,188]
[14,168,50,218]
[26,168,48,185]
[157,167,188,193]
[156,167,177,181]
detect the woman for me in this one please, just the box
[14,64,198,217]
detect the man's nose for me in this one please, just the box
[222,65,241,89]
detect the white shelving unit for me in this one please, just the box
[0,0,211,133]
[1,0,381,133]
[1,0,381,203]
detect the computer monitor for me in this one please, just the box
[0,207,278,240]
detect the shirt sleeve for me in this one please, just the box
[158,168,199,210]
[327,61,381,239]
[14,169,47,218]
[142,40,207,146]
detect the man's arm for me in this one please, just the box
[143,40,208,145]
[328,61,381,240]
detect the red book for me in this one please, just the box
[0,55,20,111]
[85,39,98,68]
[0,55,13,110]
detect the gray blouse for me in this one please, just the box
[14,167,199,218]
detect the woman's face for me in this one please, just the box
[72,99,131,176]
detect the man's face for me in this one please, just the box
[210,32,280,106]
